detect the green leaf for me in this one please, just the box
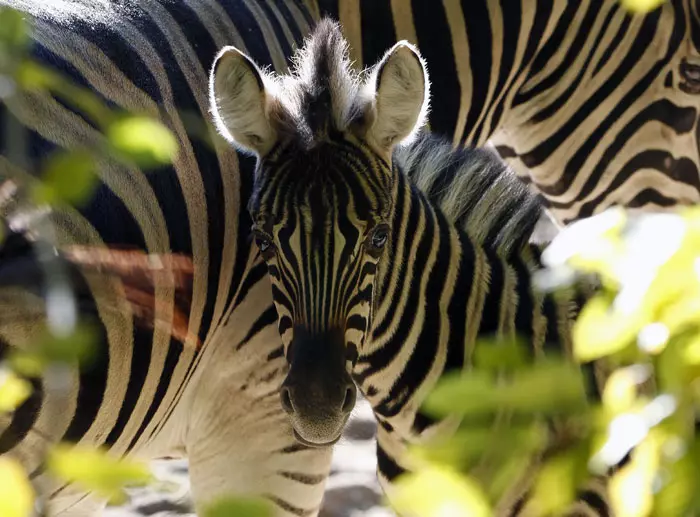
[33,150,98,207]
[421,371,494,417]
[0,7,28,52]
[602,366,649,416]
[40,323,97,365]
[619,0,666,13]
[609,430,660,517]
[660,296,700,341]
[15,60,60,91]
[525,447,589,516]
[107,116,178,167]
[47,443,152,504]
[410,424,547,471]
[202,496,274,517]
[16,61,112,126]
[658,336,687,394]
[422,361,587,418]
[483,452,533,503]
[390,466,492,517]
[664,437,700,515]
[683,334,700,365]
[653,454,697,517]
[11,323,98,375]
[0,369,31,412]
[8,352,45,378]
[0,458,34,517]
[473,336,529,371]
[573,294,643,362]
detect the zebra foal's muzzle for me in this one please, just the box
[280,328,356,447]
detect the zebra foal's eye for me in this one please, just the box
[369,225,389,250]
[254,231,273,254]
[258,238,271,252]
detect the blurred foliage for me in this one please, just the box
[423,360,587,417]
[0,458,34,517]
[8,323,99,377]
[0,368,31,412]
[391,1,677,512]
[0,1,684,517]
[202,496,275,517]
[392,465,491,517]
[1,5,178,212]
[395,204,700,517]
[620,0,666,13]
[107,115,179,167]
[400,0,673,511]
[47,445,153,505]
[0,8,28,71]
[31,150,99,207]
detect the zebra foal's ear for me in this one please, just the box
[209,46,279,156]
[360,41,430,156]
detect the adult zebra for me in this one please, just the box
[208,19,606,516]
[317,0,700,225]
[10,0,700,226]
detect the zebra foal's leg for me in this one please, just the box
[181,320,333,517]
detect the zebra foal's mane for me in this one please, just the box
[395,135,544,256]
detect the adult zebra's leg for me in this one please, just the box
[182,305,333,517]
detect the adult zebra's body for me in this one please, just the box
[7,0,700,227]
[210,19,605,515]
[317,0,700,224]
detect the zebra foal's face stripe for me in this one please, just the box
[251,142,392,353]
[249,141,393,446]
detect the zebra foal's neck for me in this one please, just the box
[354,134,580,435]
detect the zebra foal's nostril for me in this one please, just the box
[341,384,356,414]
[280,386,295,415]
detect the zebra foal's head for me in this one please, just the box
[209,19,429,446]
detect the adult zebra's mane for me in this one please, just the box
[395,133,544,256]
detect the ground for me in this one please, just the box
[106,398,393,517]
